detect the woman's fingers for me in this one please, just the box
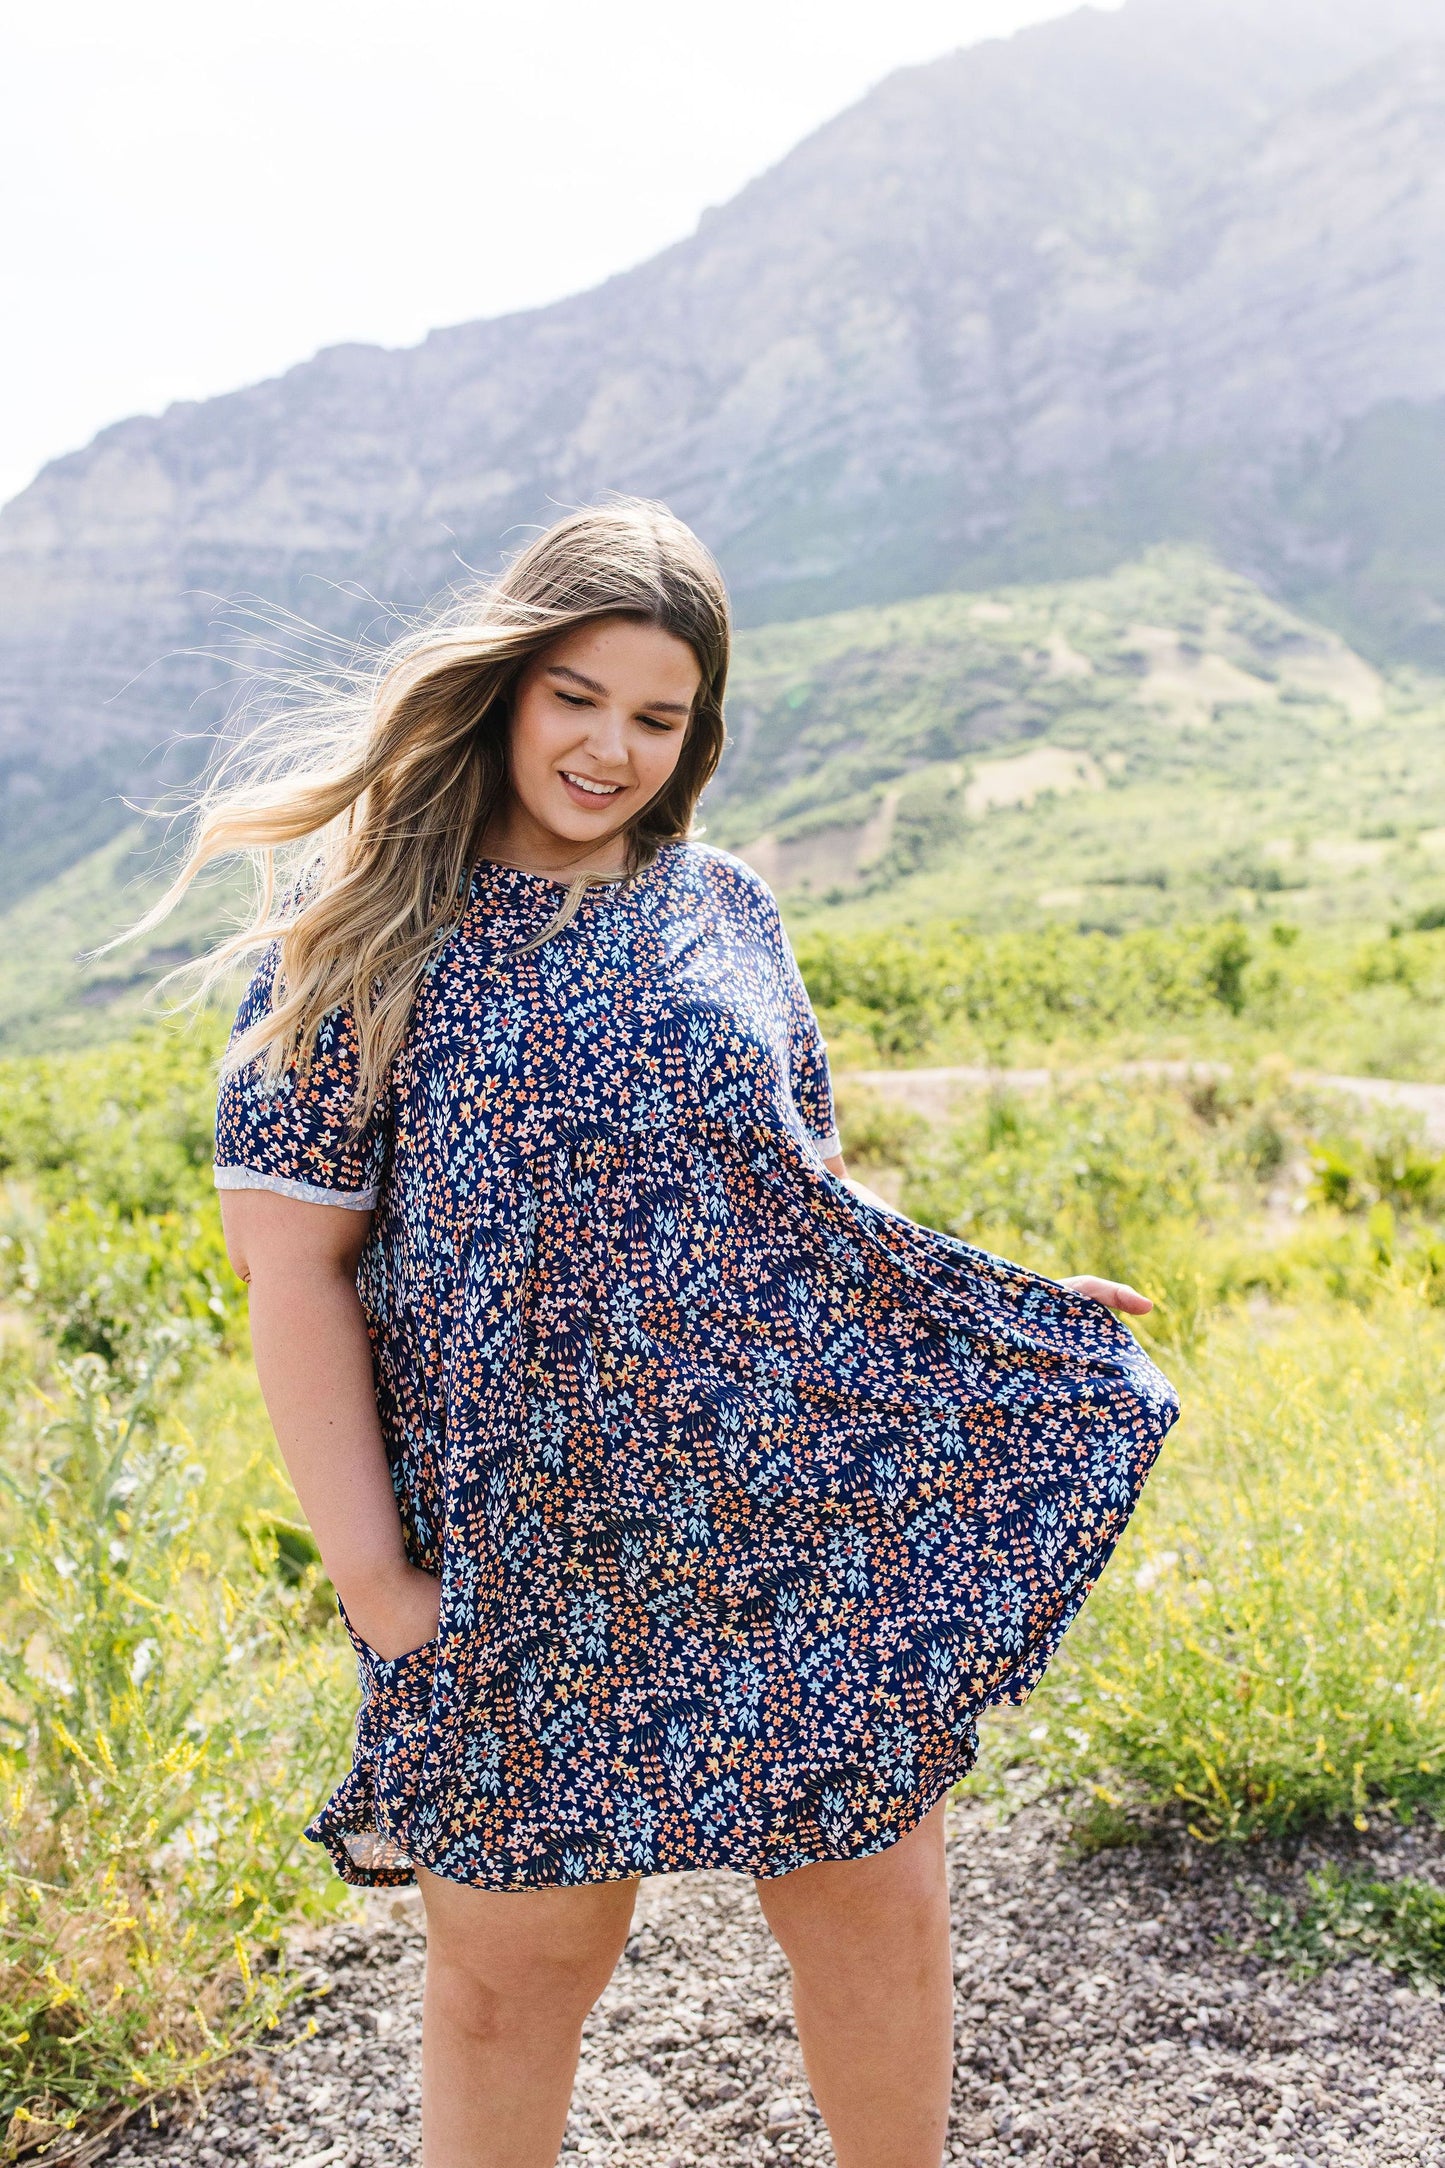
[1060,1274,1153,1315]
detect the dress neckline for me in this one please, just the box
[472,842,680,896]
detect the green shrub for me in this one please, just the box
[1307,1124,1445,1217]
[0,1195,234,1381]
[0,1024,240,1386]
[0,1027,224,1217]
[798,920,1237,1062]
[0,1026,352,2153]
[836,1068,1445,1348]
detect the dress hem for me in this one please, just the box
[308,1742,977,1892]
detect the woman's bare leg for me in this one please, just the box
[417,1865,639,2168]
[754,1802,954,2168]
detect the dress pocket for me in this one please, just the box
[344,1614,440,1680]
[345,1614,439,1766]
[304,1609,440,1886]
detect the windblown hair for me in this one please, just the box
[136,499,731,1121]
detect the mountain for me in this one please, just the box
[6,549,1443,1056]
[2,0,1444,906]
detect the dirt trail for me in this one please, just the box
[104,1804,1445,2168]
[841,1064,1445,1142]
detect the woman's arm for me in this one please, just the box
[221,1187,441,1660]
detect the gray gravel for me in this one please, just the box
[104,1801,1445,2167]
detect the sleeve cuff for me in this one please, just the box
[811,1128,843,1161]
[214,1165,378,1211]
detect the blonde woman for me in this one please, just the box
[174,501,1177,2168]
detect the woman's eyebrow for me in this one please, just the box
[547,663,690,714]
[547,664,608,694]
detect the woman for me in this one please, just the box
[175,499,1177,2168]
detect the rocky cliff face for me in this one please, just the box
[2,0,1443,901]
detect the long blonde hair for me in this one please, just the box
[136,499,731,1119]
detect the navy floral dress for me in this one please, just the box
[215,842,1179,1890]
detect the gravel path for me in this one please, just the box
[104,1801,1445,2167]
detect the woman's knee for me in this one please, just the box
[420,1870,637,2036]
[756,1808,950,1971]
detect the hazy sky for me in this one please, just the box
[2,0,1118,506]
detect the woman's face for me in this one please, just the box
[501,617,702,870]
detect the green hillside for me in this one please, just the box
[3,547,1442,1054]
[707,547,1445,938]
[0,832,249,1055]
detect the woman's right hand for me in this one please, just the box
[340,1560,442,1662]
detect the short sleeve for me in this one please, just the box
[782,945,841,1162]
[213,946,391,1210]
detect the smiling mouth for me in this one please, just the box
[560,770,625,800]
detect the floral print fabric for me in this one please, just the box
[215,842,1179,1890]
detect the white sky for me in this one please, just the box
[1,0,1118,508]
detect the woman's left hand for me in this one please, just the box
[1061,1275,1153,1315]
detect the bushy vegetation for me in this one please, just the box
[0,1032,351,2159]
[843,1061,1445,1347]
[800,914,1445,1077]
[1011,1296,1444,1840]
[803,916,1259,1060]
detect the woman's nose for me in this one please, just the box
[581,710,631,768]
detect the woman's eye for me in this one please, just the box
[555,692,590,708]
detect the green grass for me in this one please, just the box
[835,1065,1445,1839]
[985,1295,1445,1840]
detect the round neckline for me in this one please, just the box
[472,843,679,896]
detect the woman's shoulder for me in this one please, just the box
[665,840,782,923]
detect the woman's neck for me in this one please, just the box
[479,802,631,881]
